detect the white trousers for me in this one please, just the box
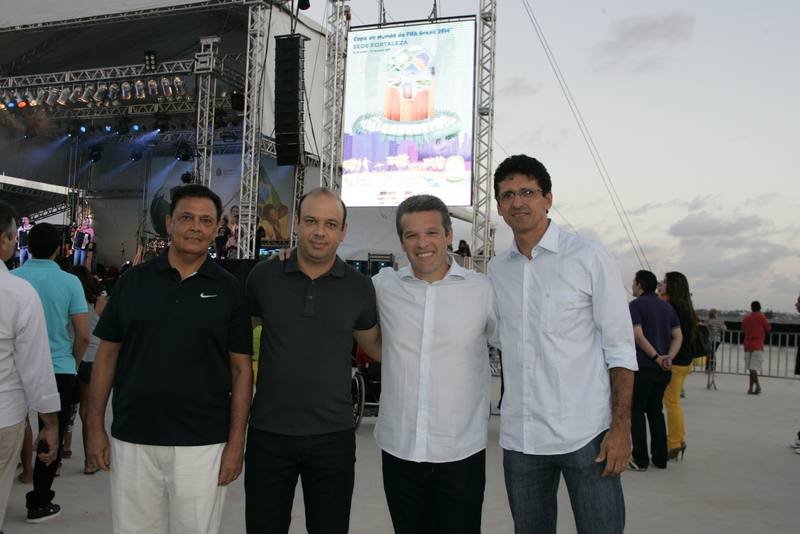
[110,438,227,534]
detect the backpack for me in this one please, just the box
[692,323,712,358]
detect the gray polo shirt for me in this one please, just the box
[245,252,378,435]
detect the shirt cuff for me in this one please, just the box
[29,392,62,415]
[606,352,639,371]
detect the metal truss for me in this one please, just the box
[45,100,198,120]
[30,203,68,221]
[237,2,269,259]
[320,0,350,190]
[194,37,221,187]
[470,0,497,273]
[0,0,255,34]
[0,60,195,89]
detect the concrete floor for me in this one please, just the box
[5,371,800,533]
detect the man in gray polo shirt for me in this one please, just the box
[244,188,381,534]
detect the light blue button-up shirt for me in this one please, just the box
[488,220,637,455]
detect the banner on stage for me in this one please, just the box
[341,18,476,207]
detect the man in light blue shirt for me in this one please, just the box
[12,222,89,524]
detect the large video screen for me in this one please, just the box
[341,18,476,207]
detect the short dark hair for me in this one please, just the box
[28,222,61,259]
[169,185,222,221]
[0,200,17,239]
[298,188,347,226]
[635,270,658,293]
[493,154,552,199]
[395,194,452,241]
[751,301,761,312]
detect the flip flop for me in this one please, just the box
[84,467,100,475]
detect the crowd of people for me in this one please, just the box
[0,153,796,534]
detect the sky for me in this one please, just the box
[301,0,800,313]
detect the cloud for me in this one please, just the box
[667,211,766,238]
[592,12,695,73]
[497,76,542,98]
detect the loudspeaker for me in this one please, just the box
[274,34,307,166]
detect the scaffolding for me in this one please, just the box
[471,0,497,272]
[194,37,221,187]
[320,0,350,190]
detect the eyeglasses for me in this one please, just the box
[498,188,545,204]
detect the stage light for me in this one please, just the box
[16,100,27,109]
[44,88,58,106]
[88,144,104,163]
[116,117,130,134]
[94,83,108,103]
[131,123,142,132]
[154,113,171,132]
[180,171,194,184]
[30,89,46,107]
[56,88,70,106]
[68,86,82,104]
[134,79,146,100]
[103,124,114,133]
[6,100,16,109]
[147,79,158,99]
[173,76,187,99]
[66,123,79,137]
[144,50,158,72]
[298,0,311,10]
[130,150,142,161]
[24,125,37,139]
[121,81,132,101]
[159,77,174,101]
[79,124,88,134]
[79,84,95,104]
[108,82,120,103]
[175,141,193,161]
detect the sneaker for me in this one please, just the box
[26,503,61,523]
[789,439,800,449]
[628,460,647,472]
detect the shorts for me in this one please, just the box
[745,351,763,372]
[77,360,93,385]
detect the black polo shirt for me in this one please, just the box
[246,252,377,436]
[94,251,252,446]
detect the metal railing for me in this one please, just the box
[693,329,799,378]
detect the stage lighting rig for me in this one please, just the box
[173,76,187,99]
[180,171,194,184]
[94,83,108,103]
[116,117,131,135]
[130,150,143,161]
[175,141,194,161]
[121,81,132,101]
[160,77,174,101]
[153,113,171,132]
[147,79,159,99]
[144,50,158,72]
[88,145,104,163]
[56,88,70,106]
[131,123,142,132]
[134,80,146,100]
[45,89,59,107]
[68,86,82,104]
[79,84,95,104]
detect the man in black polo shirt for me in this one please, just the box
[244,188,381,534]
[85,185,253,533]
[628,269,682,471]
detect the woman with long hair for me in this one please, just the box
[68,265,107,474]
[661,271,698,460]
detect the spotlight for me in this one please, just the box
[31,89,46,107]
[103,124,114,133]
[56,88,70,106]
[0,102,5,111]
[131,123,142,132]
[130,150,143,161]
[6,100,16,110]
[160,77,174,101]
[173,76,187,99]
[175,141,193,161]
[180,171,194,184]
[24,124,37,139]
[45,88,59,106]
[16,100,27,109]
[108,82,121,103]
[79,124,88,134]
[94,83,108,103]
[134,79,146,100]
[144,50,158,72]
[88,144,103,163]
[66,123,79,137]
[147,79,158,99]
[79,84,95,104]
[153,113,171,132]
[121,81,132,101]
[68,86,82,104]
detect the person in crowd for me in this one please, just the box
[72,218,94,268]
[741,300,771,395]
[794,293,800,378]
[215,216,231,259]
[660,271,698,461]
[12,222,89,523]
[455,239,472,257]
[244,188,381,534]
[0,201,60,529]
[85,185,253,533]
[259,204,285,241]
[706,309,727,372]
[16,215,33,266]
[628,270,682,471]
[373,195,498,534]
[225,205,239,256]
[488,154,636,534]
[67,265,107,474]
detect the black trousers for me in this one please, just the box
[382,449,486,534]
[631,368,671,469]
[244,427,355,534]
[26,373,76,509]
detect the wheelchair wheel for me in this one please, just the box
[351,370,366,430]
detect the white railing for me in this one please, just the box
[694,329,799,378]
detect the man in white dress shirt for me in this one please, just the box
[0,201,60,529]
[372,194,498,534]
[488,155,637,534]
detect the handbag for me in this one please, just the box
[692,323,712,358]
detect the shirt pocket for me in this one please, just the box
[543,290,583,336]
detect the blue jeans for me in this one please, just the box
[19,247,30,265]
[73,248,86,267]
[503,431,625,534]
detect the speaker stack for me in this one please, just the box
[274,34,309,166]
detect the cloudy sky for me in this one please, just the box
[303,0,799,313]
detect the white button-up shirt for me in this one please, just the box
[373,262,498,463]
[0,262,60,428]
[488,221,636,455]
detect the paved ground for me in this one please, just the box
[5,371,800,533]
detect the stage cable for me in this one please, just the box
[519,0,651,270]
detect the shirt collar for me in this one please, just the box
[0,261,7,274]
[398,257,467,282]
[284,250,346,279]
[18,258,59,269]
[154,249,218,279]
[507,219,560,259]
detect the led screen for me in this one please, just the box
[341,19,476,207]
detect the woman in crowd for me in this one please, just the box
[661,271,699,460]
[69,265,107,474]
